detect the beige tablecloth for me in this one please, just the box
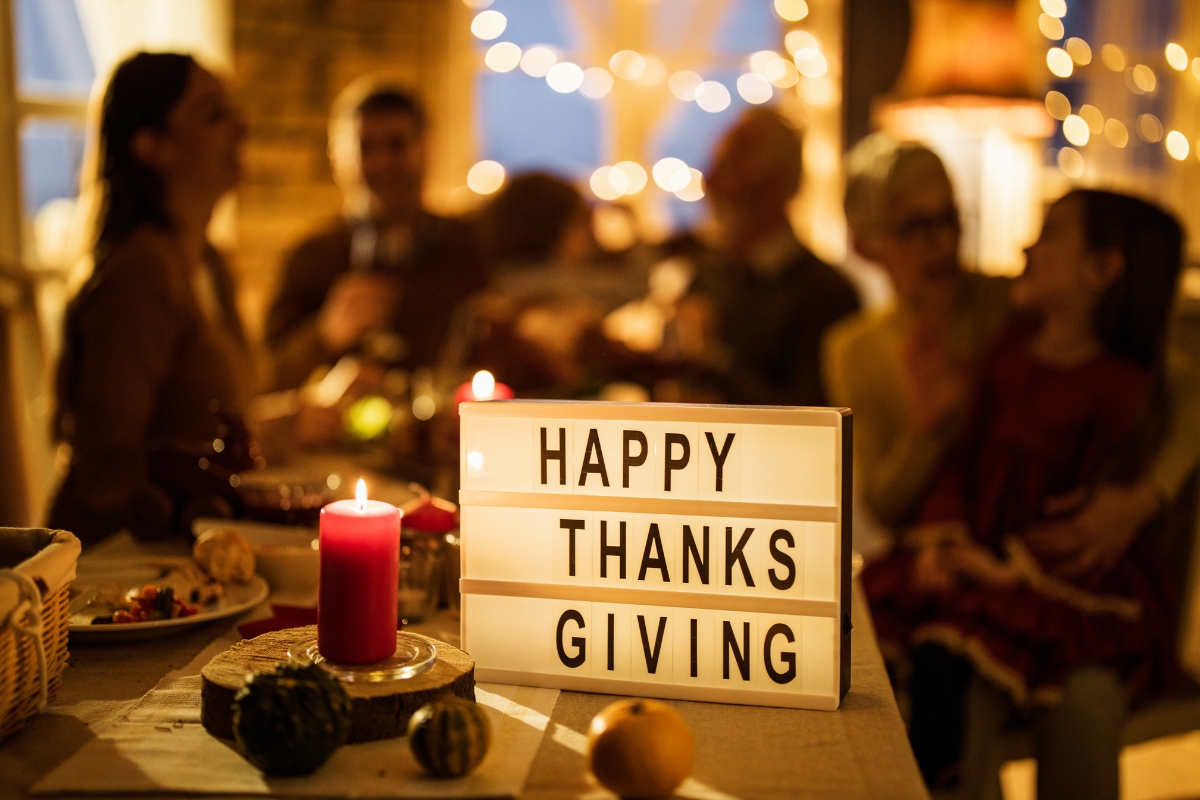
[0,531,927,800]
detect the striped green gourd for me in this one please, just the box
[407,695,492,778]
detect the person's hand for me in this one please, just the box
[1024,480,1161,581]
[317,273,399,354]
[913,546,955,594]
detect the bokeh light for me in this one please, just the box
[1166,130,1190,160]
[653,157,691,191]
[1132,64,1156,93]
[737,73,773,104]
[484,42,522,73]
[590,167,623,201]
[520,47,557,77]
[637,56,667,86]
[467,160,506,194]
[1047,48,1073,78]
[470,10,507,40]
[462,0,493,8]
[1041,0,1067,18]
[1044,90,1071,120]
[610,50,647,80]
[750,50,780,75]
[1065,38,1091,65]
[694,80,732,112]
[1101,44,1125,71]
[785,30,817,54]
[798,76,832,105]
[1137,113,1163,143]
[1103,118,1128,147]
[546,62,584,93]
[1038,13,1064,40]
[1079,104,1103,134]
[1057,147,1084,178]
[1166,43,1189,71]
[674,168,706,202]
[794,48,828,78]
[765,57,800,87]
[774,0,808,22]
[1062,114,1090,146]
[613,161,648,194]
[669,70,704,101]
[580,67,614,98]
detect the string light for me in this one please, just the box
[637,56,667,86]
[1065,38,1091,65]
[1131,64,1156,93]
[1101,44,1125,71]
[1103,118,1128,147]
[1045,91,1071,120]
[580,67,614,98]
[1047,48,1074,78]
[1137,114,1163,143]
[467,160,505,194]
[1058,147,1084,178]
[1041,0,1067,19]
[546,62,585,93]
[1038,14,1064,40]
[1165,130,1190,160]
[798,76,832,105]
[652,158,691,191]
[794,48,828,78]
[773,0,809,22]
[1079,104,1104,134]
[613,162,648,194]
[669,70,703,101]
[610,50,647,80]
[737,73,773,104]
[785,30,817,54]
[484,42,522,73]
[765,57,799,87]
[520,47,557,77]
[470,10,507,40]
[750,50,780,75]
[694,80,732,112]
[1166,43,1189,71]
[674,168,705,202]
[1062,114,1090,146]
[590,166,623,201]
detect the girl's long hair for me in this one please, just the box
[1068,189,1184,482]
[93,51,195,257]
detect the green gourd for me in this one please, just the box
[232,659,351,776]
[407,696,492,778]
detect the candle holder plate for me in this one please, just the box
[287,632,436,683]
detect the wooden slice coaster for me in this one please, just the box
[200,626,475,743]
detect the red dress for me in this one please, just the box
[863,326,1180,706]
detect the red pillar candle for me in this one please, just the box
[318,479,401,663]
[454,369,514,410]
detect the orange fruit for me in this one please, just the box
[587,698,694,799]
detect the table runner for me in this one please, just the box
[33,628,558,799]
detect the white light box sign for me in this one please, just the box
[459,401,852,710]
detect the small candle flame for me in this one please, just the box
[471,370,496,401]
[356,478,367,512]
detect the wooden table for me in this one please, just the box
[0,532,926,800]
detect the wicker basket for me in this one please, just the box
[0,528,80,742]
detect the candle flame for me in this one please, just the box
[471,369,496,401]
[356,478,367,511]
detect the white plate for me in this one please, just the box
[68,558,269,642]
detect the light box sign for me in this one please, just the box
[459,401,852,710]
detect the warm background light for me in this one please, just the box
[1040,0,1067,18]
[737,73,773,104]
[694,80,731,112]
[1104,118,1129,147]
[484,41,521,72]
[1062,114,1090,146]
[1079,105,1103,134]
[785,30,817,54]
[765,57,799,87]
[652,157,691,191]
[579,67,614,98]
[1166,43,1189,71]
[1101,43,1125,71]
[467,160,506,194]
[519,46,556,77]
[590,166,623,201]
[794,48,828,78]
[1065,38,1091,65]
[1045,90,1071,120]
[636,55,667,86]
[1038,14,1064,40]
[1047,47,1073,78]
[1166,131,1190,161]
[668,70,703,101]
[609,49,646,80]
[773,0,809,22]
[674,168,705,202]
[1138,114,1164,143]
[546,61,584,93]
[470,10,506,40]
[1058,147,1085,178]
[1132,64,1156,93]
[612,162,647,194]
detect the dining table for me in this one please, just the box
[0,456,929,800]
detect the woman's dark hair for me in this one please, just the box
[356,87,425,131]
[1064,189,1184,483]
[95,52,196,253]
[483,172,587,263]
[1067,188,1183,370]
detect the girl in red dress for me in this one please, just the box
[863,189,1184,799]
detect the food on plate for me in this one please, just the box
[407,695,492,778]
[109,585,199,623]
[233,659,351,776]
[193,528,256,584]
[587,698,694,799]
